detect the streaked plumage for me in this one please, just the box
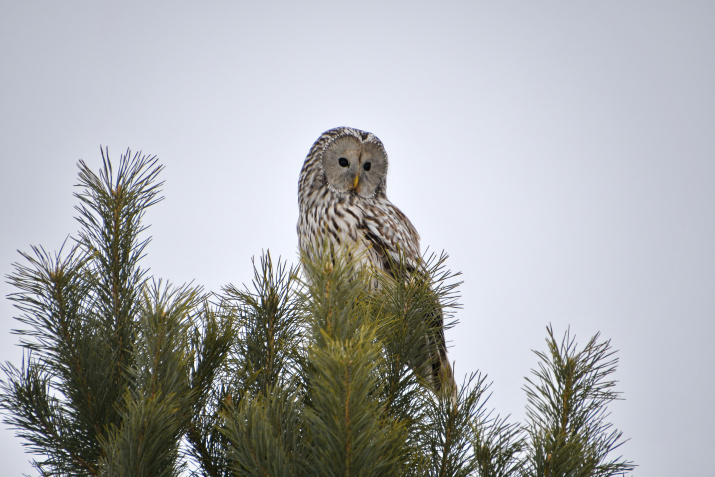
[297,126,454,393]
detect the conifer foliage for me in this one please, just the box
[1,150,634,476]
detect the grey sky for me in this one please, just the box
[1,1,713,475]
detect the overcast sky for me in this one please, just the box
[1,1,714,475]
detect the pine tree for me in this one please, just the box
[1,150,634,476]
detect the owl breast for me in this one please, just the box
[298,191,383,272]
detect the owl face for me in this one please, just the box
[321,133,388,199]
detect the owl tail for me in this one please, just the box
[431,338,457,400]
[414,308,454,400]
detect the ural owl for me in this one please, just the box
[297,126,455,393]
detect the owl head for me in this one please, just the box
[306,127,389,200]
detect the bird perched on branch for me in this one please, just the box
[297,126,455,394]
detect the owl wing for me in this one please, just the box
[358,200,421,277]
[358,200,455,395]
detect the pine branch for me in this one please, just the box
[417,372,493,477]
[0,360,98,475]
[523,325,635,477]
[222,253,304,398]
[184,303,236,477]
[306,329,404,477]
[471,412,526,477]
[222,384,308,477]
[298,244,371,346]
[1,148,171,476]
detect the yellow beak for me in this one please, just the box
[353,174,359,189]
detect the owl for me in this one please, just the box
[297,126,455,394]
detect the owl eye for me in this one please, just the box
[338,157,349,167]
[363,162,371,171]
